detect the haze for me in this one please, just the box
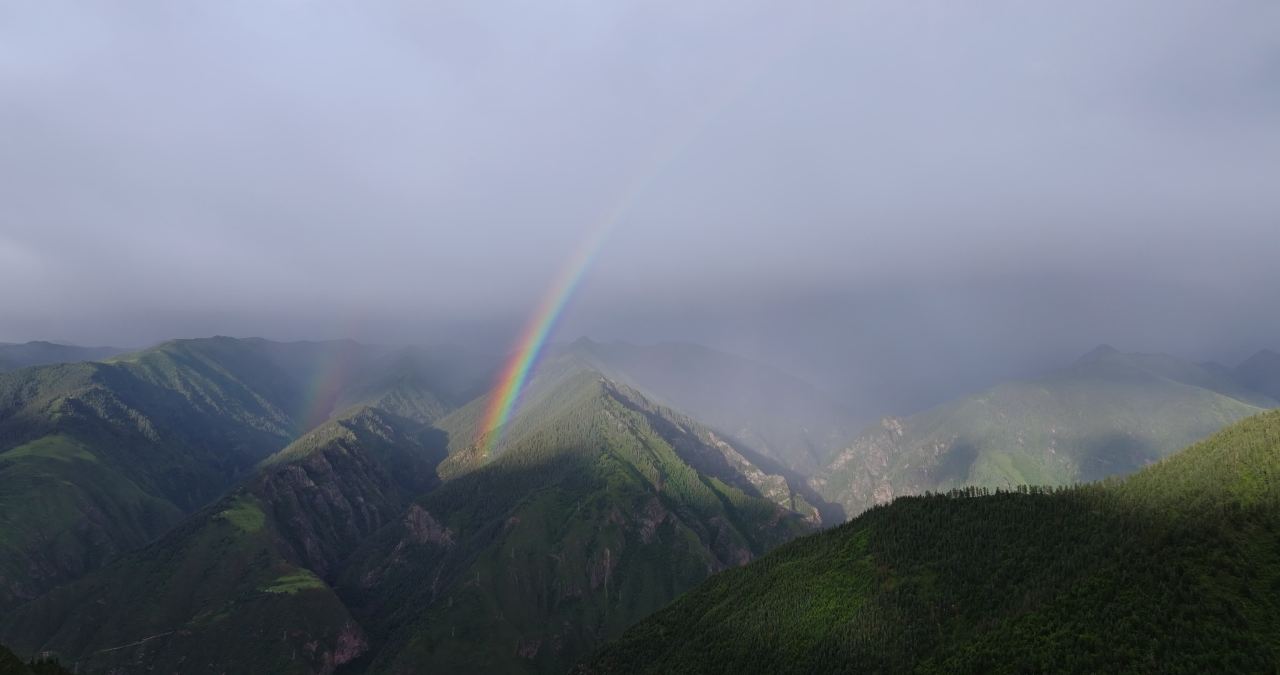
[3,1,1278,414]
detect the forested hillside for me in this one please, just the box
[583,409,1280,674]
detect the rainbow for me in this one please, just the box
[298,338,360,434]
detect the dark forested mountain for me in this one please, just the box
[553,338,859,474]
[0,347,814,673]
[0,642,70,675]
[812,346,1275,518]
[583,408,1280,674]
[0,341,127,373]
[0,337,485,610]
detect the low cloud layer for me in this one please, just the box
[3,1,1278,411]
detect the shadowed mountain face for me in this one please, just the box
[583,408,1280,675]
[0,342,128,374]
[0,343,815,674]
[812,346,1276,518]
[550,339,860,475]
[0,337,486,610]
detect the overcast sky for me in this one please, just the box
[2,1,1278,411]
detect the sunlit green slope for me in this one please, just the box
[551,338,859,474]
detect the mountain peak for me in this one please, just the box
[1240,348,1280,366]
[1234,348,1280,401]
[1076,343,1122,364]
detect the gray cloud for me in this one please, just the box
[2,1,1278,412]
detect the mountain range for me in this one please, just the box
[0,336,1277,673]
[0,338,815,673]
[0,337,482,610]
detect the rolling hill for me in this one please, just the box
[582,408,1280,674]
[812,346,1275,517]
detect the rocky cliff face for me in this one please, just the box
[259,437,417,577]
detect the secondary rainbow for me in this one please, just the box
[298,331,363,434]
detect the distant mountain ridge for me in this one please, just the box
[0,342,127,373]
[1235,348,1280,402]
[812,346,1277,518]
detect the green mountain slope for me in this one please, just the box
[0,337,484,609]
[435,351,840,524]
[0,407,447,674]
[0,342,126,374]
[555,339,859,474]
[338,368,814,674]
[583,408,1280,675]
[813,346,1273,518]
